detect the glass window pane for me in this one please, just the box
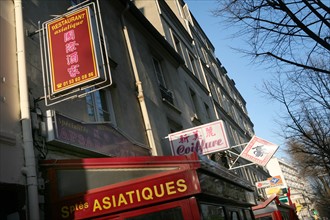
[243,209,253,220]
[125,207,184,220]
[200,203,225,220]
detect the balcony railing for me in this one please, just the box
[159,84,174,104]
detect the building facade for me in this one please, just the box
[1,0,270,219]
[266,157,314,219]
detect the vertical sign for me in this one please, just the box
[168,120,230,156]
[45,7,100,94]
[240,136,279,166]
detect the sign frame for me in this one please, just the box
[45,7,101,95]
[40,0,112,106]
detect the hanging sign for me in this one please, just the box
[255,180,271,189]
[255,175,283,189]
[268,175,283,187]
[240,136,279,166]
[168,120,230,156]
[45,6,101,94]
[41,1,112,106]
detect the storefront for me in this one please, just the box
[252,194,299,220]
[41,153,256,219]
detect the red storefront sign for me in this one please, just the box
[41,154,256,220]
[55,170,200,219]
[45,7,100,94]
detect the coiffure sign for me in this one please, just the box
[45,6,100,94]
[168,120,230,155]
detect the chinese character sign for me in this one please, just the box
[168,120,230,156]
[45,7,100,94]
[240,136,279,166]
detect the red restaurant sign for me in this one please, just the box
[45,7,100,94]
[56,171,200,219]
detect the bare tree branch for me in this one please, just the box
[257,52,330,74]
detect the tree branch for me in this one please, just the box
[257,52,330,74]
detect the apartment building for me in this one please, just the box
[1,0,269,218]
[266,157,314,218]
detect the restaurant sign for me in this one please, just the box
[168,120,230,155]
[45,7,101,94]
[41,1,112,106]
[46,110,150,157]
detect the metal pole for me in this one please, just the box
[14,1,40,219]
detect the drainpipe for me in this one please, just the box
[14,0,40,219]
[121,2,158,156]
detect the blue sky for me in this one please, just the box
[185,0,287,158]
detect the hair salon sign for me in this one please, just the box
[168,120,230,155]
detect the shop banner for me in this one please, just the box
[255,175,283,189]
[268,175,283,187]
[168,120,230,156]
[46,111,150,157]
[255,180,271,189]
[55,170,200,219]
[240,136,279,166]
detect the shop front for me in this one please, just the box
[41,153,256,219]
[252,194,299,220]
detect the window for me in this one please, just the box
[189,53,199,76]
[152,57,174,104]
[200,203,225,220]
[168,118,183,134]
[125,207,184,220]
[204,103,211,121]
[153,57,166,87]
[229,211,240,220]
[173,35,184,58]
[86,90,110,122]
[189,88,200,120]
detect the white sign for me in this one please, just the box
[255,176,284,189]
[255,180,271,189]
[168,120,230,156]
[240,136,279,166]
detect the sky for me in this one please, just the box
[185,0,288,158]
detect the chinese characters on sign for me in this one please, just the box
[240,136,279,166]
[168,120,230,155]
[64,30,80,77]
[46,7,100,94]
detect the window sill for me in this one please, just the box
[162,98,181,114]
